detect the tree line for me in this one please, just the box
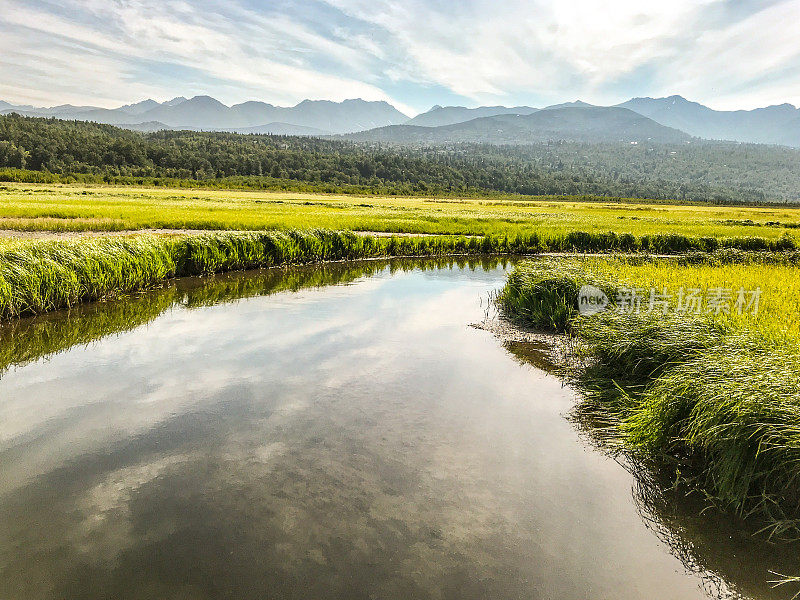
[1,113,798,204]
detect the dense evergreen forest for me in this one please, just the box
[1,113,799,204]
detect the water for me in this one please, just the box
[0,259,796,600]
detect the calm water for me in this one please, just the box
[0,259,796,600]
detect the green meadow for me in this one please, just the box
[2,182,800,238]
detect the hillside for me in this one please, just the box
[407,105,538,127]
[2,114,800,203]
[618,95,800,146]
[346,106,691,144]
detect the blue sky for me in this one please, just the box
[1,0,799,116]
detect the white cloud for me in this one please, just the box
[0,0,414,111]
[0,0,798,110]
[651,1,800,109]
[324,0,800,107]
[323,0,724,103]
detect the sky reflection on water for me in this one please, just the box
[0,260,794,600]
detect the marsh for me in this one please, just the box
[0,260,794,599]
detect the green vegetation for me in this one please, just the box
[0,231,525,320]
[499,255,800,536]
[3,183,800,240]
[3,113,800,203]
[1,227,798,321]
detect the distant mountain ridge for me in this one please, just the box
[406,105,539,127]
[404,100,597,128]
[117,120,328,136]
[345,106,691,145]
[3,94,800,146]
[616,95,800,147]
[403,97,800,146]
[0,96,409,135]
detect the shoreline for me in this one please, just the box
[496,257,800,540]
[1,227,797,323]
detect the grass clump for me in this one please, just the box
[499,255,800,535]
[0,237,176,318]
[0,230,540,320]
[500,260,616,331]
[624,340,800,523]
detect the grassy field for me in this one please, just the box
[499,254,800,536]
[2,183,800,239]
[581,256,800,344]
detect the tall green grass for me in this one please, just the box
[0,236,176,319]
[499,257,800,536]
[1,229,798,321]
[0,230,519,320]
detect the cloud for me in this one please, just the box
[323,0,800,108]
[325,0,712,97]
[0,0,798,111]
[0,0,414,111]
[650,1,800,109]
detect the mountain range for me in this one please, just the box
[617,96,800,147]
[0,96,408,135]
[2,94,800,147]
[346,106,690,145]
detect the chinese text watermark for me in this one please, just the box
[578,286,761,316]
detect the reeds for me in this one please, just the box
[0,231,525,320]
[499,256,800,534]
[0,236,177,319]
[2,230,797,322]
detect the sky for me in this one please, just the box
[1,0,799,116]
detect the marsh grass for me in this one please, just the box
[499,255,800,536]
[0,236,177,319]
[3,183,800,242]
[0,230,529,320]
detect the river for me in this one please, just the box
[0,259,795,599]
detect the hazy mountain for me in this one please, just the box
[778,117,800,147]
[284,99,409,134]
[41,104,99,116]
[398,97,800,146]
[226,101,279,127]
[0,97,188,125]
[117,120,327,136]
[118,96,403,134]
[346,106,691,145]
[61,107,143,125]
[224,122,328,136]
[618,95,800,146]
[5,93,800,146]
[0,100,35,112]
[118,99,160,114]
[136,95,231,128]
[117,121,172,132]
[0,95,408,134]
[163,97,188,107]
[407,105,538,127]
[404,101,597,129]
[542,100,595,110]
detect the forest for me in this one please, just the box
[1,113,799,204]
